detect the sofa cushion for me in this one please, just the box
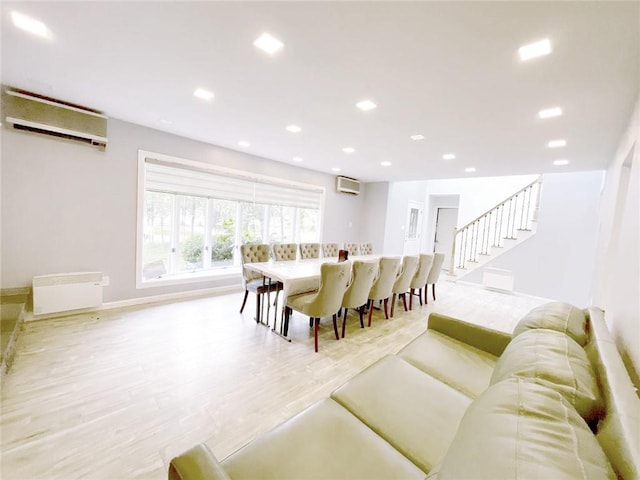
[492,328,603,422]
[435,377,615,479]
[513,301,588,346]
[398,330,498,398]
[221,398,425,480]
[331,355,472,473]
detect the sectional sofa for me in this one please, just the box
[169,302,639,479]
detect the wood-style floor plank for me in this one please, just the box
[0,282,548,479]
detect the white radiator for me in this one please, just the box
[482,267,514,292]
[33,272,104,315]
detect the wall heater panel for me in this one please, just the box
[33,272,103,315]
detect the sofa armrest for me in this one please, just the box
[168,444,231,480]
[427,313,511,357]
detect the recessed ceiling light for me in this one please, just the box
[238,141,251,147]
[547,139,567,148]
[553,159,569,166]
[342,147,355,154]
[331,167,341,172]
[381,161,392,167]
[286,125,301,133]
[518,38,552,61]
[292,156,303,162]
[356,100,377,111]
[254,32,284,55]
[410,134,425,141]
[159,119,173,125]
[465,167,476,173]
[194,88,214,101]
[11,11,51,39]
[538,107,562,119]
[442,153,456,160]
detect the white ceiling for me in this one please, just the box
[2,1,639,182]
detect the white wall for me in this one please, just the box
[359,182,389,253]
[0,119,365,302]
[463,171,605,307]
[592,97,639,385]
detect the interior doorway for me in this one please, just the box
[434,207,458,272]
[403,201,423,255]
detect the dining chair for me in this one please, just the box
[343,243,360,256]
[322,243,339,258]
[390,255,419,317]
[239,244,281,323]
[425,253,446,303]
[284,260,352,352]
[409,253,434,309]
[272,243,298,261]
[367,256,402,326]
[299,243,320,259]
[340,259,379,337]
[359,243,373,255]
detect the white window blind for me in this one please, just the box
[145,157,323,209]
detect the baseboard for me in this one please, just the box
[23,284,243,321]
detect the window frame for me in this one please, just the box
[136,149,325,289]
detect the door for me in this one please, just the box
[434,208,458,272]
[403,201,423,255]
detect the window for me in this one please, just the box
[137,150,324,287]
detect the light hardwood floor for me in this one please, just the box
[0,282,548,479]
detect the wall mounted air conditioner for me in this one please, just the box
[3,88,108,150]
[33,272,105,315]
[336,176,361,195]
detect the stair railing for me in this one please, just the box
[450,177,542,273]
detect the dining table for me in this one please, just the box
[244,255,383,340]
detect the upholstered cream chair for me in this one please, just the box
[409,253,434,309]
[284,260,352,352]
[367,256,402,326]
[340,259,380,337]
[425,252,446,303]
[343,243,360,256]
[390,255,419,317]
[322,243,339,258]
[239,244,281,323]
[272,243,297,261]
[299,243,320,259]
[359,243,373,255]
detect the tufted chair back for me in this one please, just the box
[369,256,402,301]
[299,243,320,259]
[342,259,380,309]
[322,243,339,258]
[359,243,374,255]
[411,253,434,289]
[272,243,298,261]
[240,244,271,287]
[426,253,445,284]
[294,261,352,318]
[344,243,360,256]
[393,255,420,295]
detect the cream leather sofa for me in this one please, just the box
[169,303,639,480]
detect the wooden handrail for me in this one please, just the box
[454,176,542,234]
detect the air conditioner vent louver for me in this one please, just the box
[2,87,107,150]
[336,176,361,195]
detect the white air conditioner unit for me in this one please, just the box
[3,88,108,150]
[33,272,104,315]
[336,176,361,195]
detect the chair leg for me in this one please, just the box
[418,288,423,306]
[432,283,436,301]
[390,294,396,318]
[384,298,390,319]
[283,307,291,336]
[368,299,374,327]
[255,293,261,323]
[240,290,249,313]
[401,293,408,311]
[314,318,320,352]
[341,309,348,338]
[409,289,414,310]
[332,314,340,340]
[309,317,313,328]
[424,284,429,304]
[358,307,364,328]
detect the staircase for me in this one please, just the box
[448,177,542,280]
